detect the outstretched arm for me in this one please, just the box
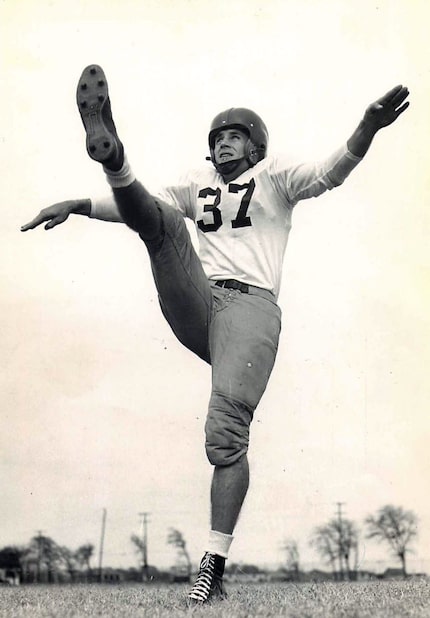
[21,199,92,231]
[347,85,409,158]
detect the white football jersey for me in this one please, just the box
[91,145,361,299]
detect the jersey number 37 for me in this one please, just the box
[197,179,255,233]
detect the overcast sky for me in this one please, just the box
[1,0,429,573]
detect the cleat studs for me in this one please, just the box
[98,80,104,87]
[80,101,87,108]
[103,141,110,148]
[98,94,104,102]
[89,145,96,153]
[90,67,97,75]
[80,83,87,90]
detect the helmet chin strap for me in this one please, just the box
[214,157,247,176]
[209,140,260,177]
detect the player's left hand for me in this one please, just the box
[363,85,410,130]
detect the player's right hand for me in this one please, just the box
[21,199,89,231]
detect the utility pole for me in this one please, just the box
[139,512,151,582]
[336,502,345,581]
[98,508,107,583]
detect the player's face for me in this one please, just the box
[213,128,248,164]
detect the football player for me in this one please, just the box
[22,65,409,603]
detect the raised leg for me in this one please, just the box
[76,65,212,360]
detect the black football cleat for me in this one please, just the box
[188,552,227,604]
[76,64,123,169]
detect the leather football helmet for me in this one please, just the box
[208,108,268,170]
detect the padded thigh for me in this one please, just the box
[209,288,281,410]
[205,288,281,466]
[205,392,253,466]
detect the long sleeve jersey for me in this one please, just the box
[91,144,361,299]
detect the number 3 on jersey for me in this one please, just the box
[197,179,256,233]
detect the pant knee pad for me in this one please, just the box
[205,392,253,466]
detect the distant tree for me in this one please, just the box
[29,535,63,583]
[131,534,149,582]
[16,545,37,582]
[58,546,78,582]
[0,545,30,582]
[310,519,358,580]
[1,541,95,584]
[167,528,192,577]
[330,518,359,579]
[365,505,418,577]
[310,524,338,578]
[282,539,300,581]
[75,543,94,581]
[0,546,25,584]
[0,546,24,571]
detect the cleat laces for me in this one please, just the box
[188,552,226,603]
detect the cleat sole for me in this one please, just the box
[76,65,116,163]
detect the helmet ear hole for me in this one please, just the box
[247,141,259,166]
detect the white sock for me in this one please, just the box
[103,156,136,188]
[206,530,233,559]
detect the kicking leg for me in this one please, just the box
[77,65,212,359]
[77,64,162,240]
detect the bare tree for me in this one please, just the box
[167,528,192,578]
[131,534,149,582]
[365,505,418,577]
[310,524,338,578]
[310,519,358,580]
[282,538,300,581]
[330,518,359,580]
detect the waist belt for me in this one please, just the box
[215,279,249,293]
[214,279,276,302]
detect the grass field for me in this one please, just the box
[0,579,429,617]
